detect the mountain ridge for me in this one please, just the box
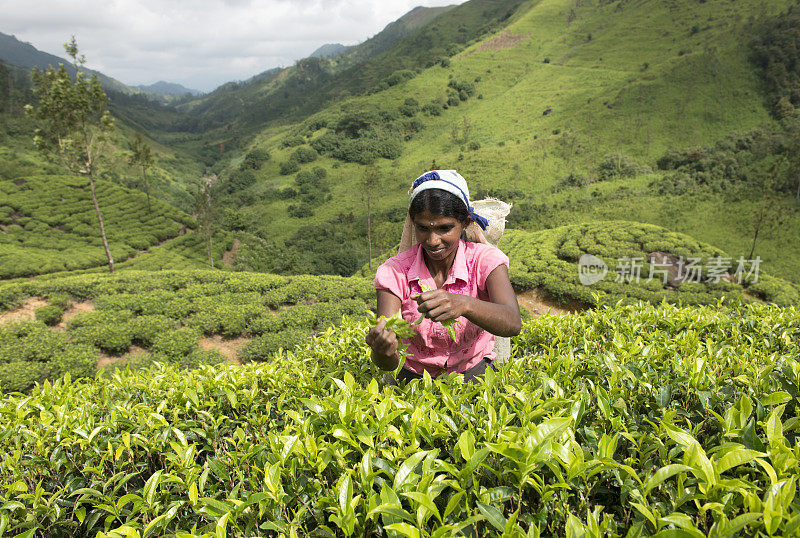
[134,80,201,96]
[308,43,349,58]
[0,31,134,94]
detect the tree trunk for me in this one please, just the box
[142,165,151,213]
[748,201,766,261]
[207,227,214,269]
[89,177,114,272]
[366,191,372,269]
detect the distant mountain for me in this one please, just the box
[0,31,133,94]
[309,43,349,59]
[135,81,201,96]
[303,7,456,63]
[335,5,457,67]
[171,2,498,129]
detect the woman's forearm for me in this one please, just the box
[462,296,521,337]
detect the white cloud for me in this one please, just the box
[3,0,464,92]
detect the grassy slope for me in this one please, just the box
[228,0,799,284]
[170,0,527,132]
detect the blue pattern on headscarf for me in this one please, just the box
[411,171,489,230]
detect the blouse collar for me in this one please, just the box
[407,240,469,288]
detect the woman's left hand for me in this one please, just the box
[413,289,471,322]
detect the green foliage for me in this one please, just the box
[447,78,476,101]
[750,7,800,117]
[240,147,271,170]
[398,97,420,117]
[152,326,201,359]
[0,320,96,392]
[376,69,417,91]
[224,168,256,193]
[240,328,310,361]
[653,125,800,195]
[281,135,305,148]
[1,301,799,535]
[279,159,300,175]
[127,132,154,209]
[34,304,63,326]
[421,100,443,116]
[0,270,375,385]
[25,37,114,178]
[23,37,117,270]
[551,172,593,192]
[290,145,318,164]
[0,174,191,278]
[596,153,651,181]
[499,221,800,307]
[0,360,48,393]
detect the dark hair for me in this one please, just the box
[408,188,470,225]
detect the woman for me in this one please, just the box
[366,170,521,383]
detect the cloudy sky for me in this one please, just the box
[3,0,465,92]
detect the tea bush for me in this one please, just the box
[0,320,96,392]
[499,222,800,307]
[34,304,63,326]
[0,270,375,390]
[0,300,798,536]
[0,175,192,278]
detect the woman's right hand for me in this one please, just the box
[366,317,399,369]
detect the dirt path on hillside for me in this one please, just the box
[516,288,585,317]
[97,345,148,369]
[54,301,95,330]
[0,297,49,325]
[199,336,247,365]
[222,238,241,267]
[461,31,530,57]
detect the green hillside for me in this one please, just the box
[0,175,195,278]
[0,59,211,214]
[169,0,527,133]
[333,5,459,68]
[0,31,134,95]
[1,0,799,288]
[209,0,799,287]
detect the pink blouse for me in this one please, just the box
[374,240,510,376]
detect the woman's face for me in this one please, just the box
[412,209,466,262]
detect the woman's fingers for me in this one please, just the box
[366,317,387,346]
[416,290,468,322]
[366,317,398,355]
[426,304,452,321]
[415,290,444,311]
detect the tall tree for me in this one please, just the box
[25,37,116,272]
[194,178,215,268]
[747,154,786,261]
[128,132,155,212]
[360,163,381,268]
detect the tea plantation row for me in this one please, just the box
[0,175,195,278]
[499,222,800,308]
[0,270,374,392]
[0,300,797,536]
